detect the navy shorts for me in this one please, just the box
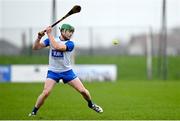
[47,69,77,83]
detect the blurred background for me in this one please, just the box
[0,0,180,81]
[1,0,180,120]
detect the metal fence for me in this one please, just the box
[0,26,180,56]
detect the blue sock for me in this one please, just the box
[32,107,38,114]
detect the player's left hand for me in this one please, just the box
[38,31,45,39]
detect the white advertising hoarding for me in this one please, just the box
[73,64,117,82]
[11,65,47,82]
[11,64,117,82]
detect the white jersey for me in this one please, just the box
[43,36,74,72]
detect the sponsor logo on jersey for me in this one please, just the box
[52,50,64,57]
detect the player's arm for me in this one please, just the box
[46,26,67,51]
[32,31,46,50]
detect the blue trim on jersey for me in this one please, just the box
[65,41,74,51]
[43,38,50,47]
[47,69,77,83]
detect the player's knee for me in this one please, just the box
[42,89,51,97]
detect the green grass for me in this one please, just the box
[0,80,180,120]
[0,55,48,64]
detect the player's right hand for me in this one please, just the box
[38,31,45,39]
[45,26,52,34]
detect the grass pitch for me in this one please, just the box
[0,80,180,120]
